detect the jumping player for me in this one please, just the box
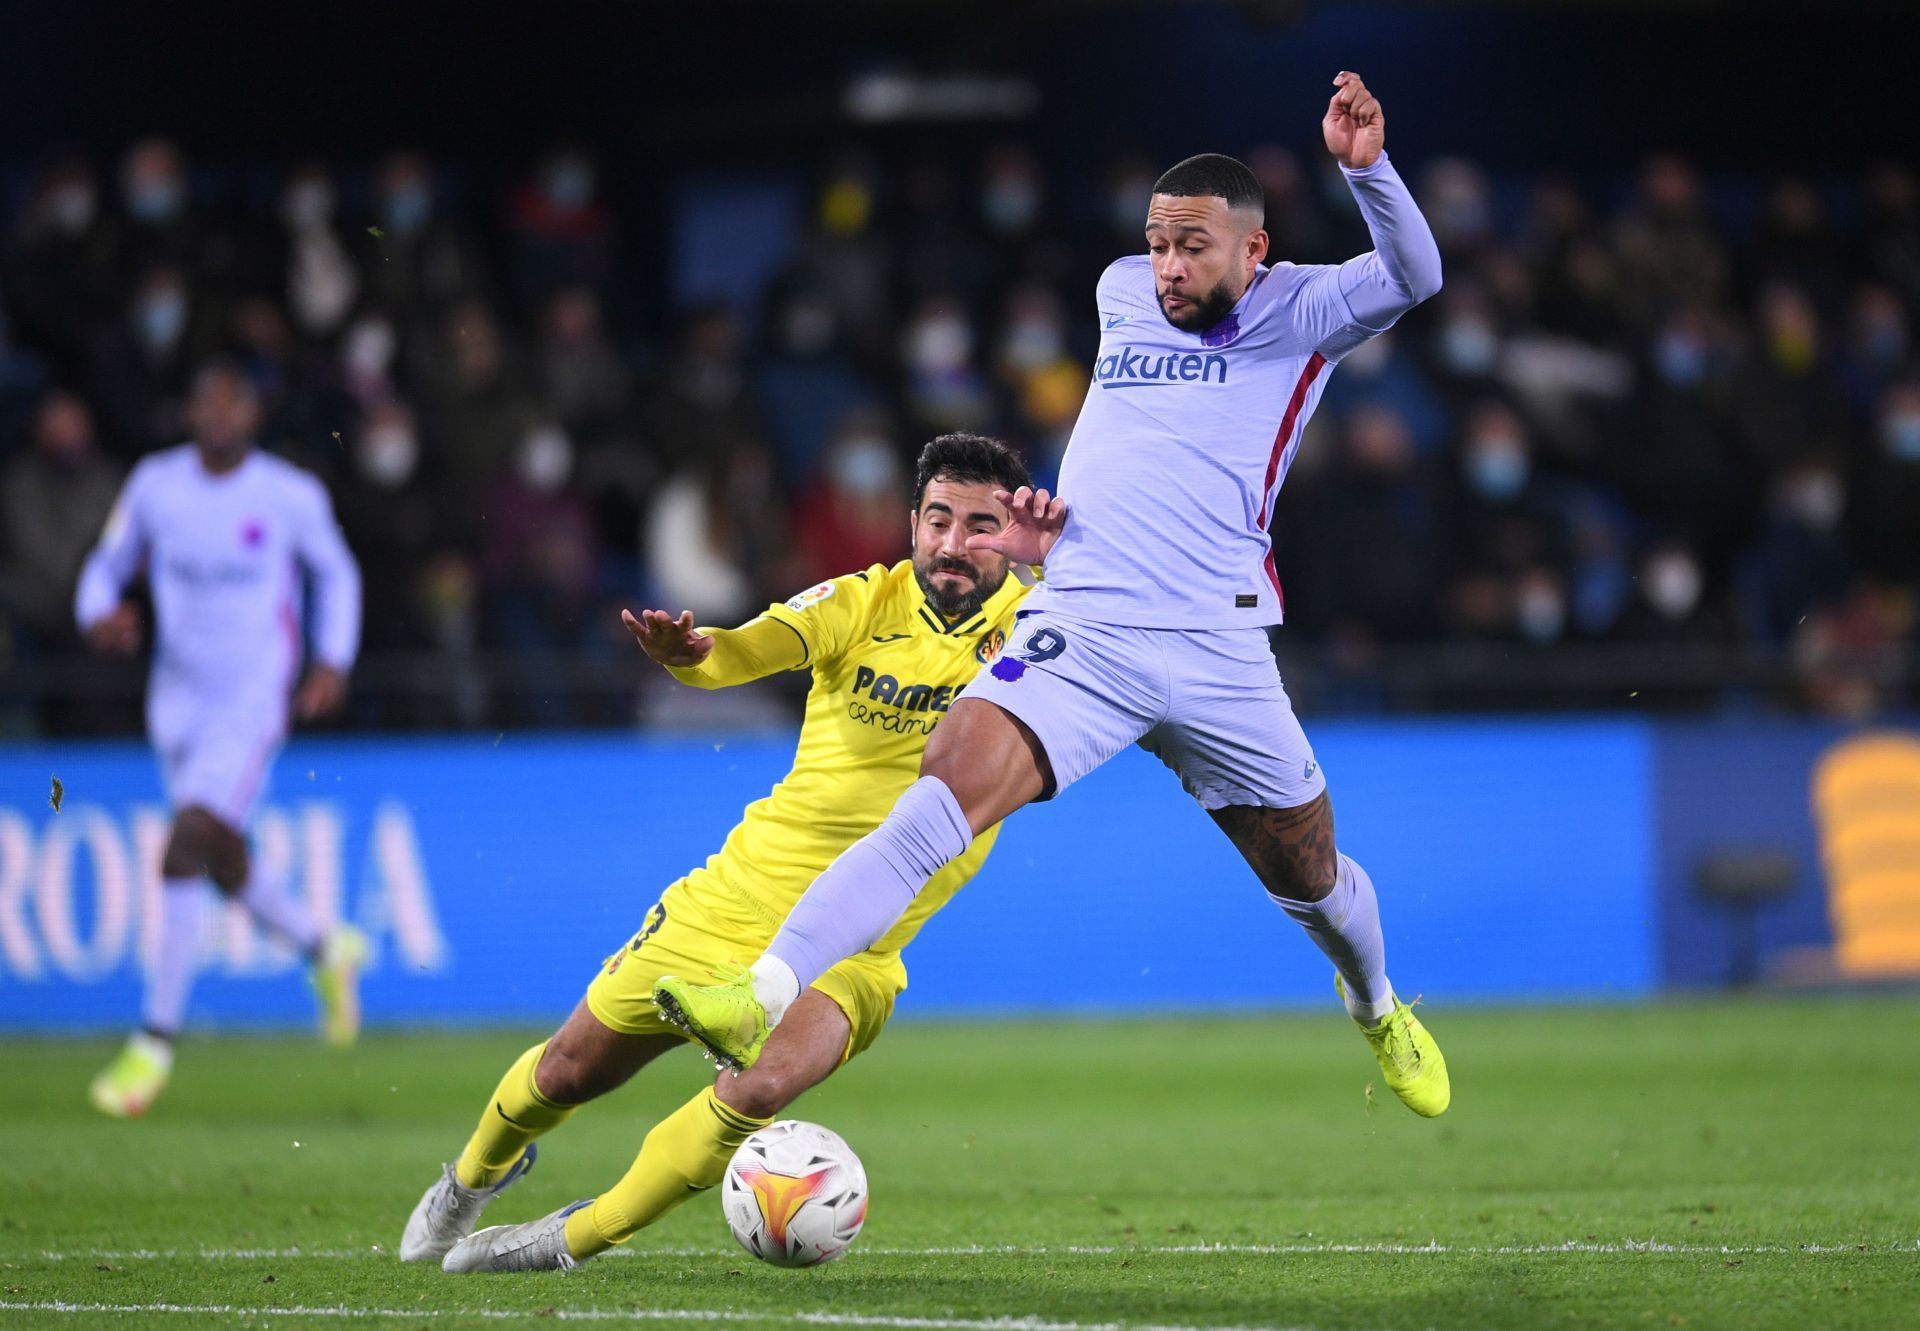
[657,73,1453,1116]
[404,433,1042,1272]
[77,360,367,1118]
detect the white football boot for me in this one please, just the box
[441,1199,594,1273]
[399,1144,538,1263]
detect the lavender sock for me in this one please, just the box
[142,878,207,1039]
[765,776,973,995]
[1270,852,1395,1024]
[236,864,323,958]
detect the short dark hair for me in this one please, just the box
[190,355,258,399]
[913,432,1030,509]
[1152,153,1264,219]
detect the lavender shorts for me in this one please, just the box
[959,610,1326,811]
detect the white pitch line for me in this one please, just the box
[11,1240,1914,1263]
[0,1301,1314,1331]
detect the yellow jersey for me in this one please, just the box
[666,559,1029,955]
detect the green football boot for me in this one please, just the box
[653,964,770,1071]
[1339,976,1450,1117]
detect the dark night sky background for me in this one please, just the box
[5,1,1915,175]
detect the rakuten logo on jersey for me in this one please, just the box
[1093,346,1229,390]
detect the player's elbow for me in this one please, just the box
[667,664,726,690]
[1410,264,1443,305]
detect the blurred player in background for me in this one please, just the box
[658,73,1453,1116]
[404,433,1047,1272]
[76,359,366,1118]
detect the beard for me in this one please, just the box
[1158,278,1240,332]
[914,554,1006,621]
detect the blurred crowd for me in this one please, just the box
[1,136,1917,730]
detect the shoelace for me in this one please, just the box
[1377,1011,1424,1077]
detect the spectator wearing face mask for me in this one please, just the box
[335,400,447,653]
[1851,380,1920,586]
[106,139,214,298]
[1618,307,1752,564]
[0,391,122,651]
[481,423,603,668]
[1610,154,1731,332]
[1444,401,1577,581]
[338,314,403,411]
[644,306,766,475]
[1316,330,1450,456]
[1733,283,1851,475]
[1833,284,1912,415]
[992,283,1086,479]
[1424,282,1505,407]
[507,146,615,307]
[792,414,909,581]
[0,305,52,447]
[272,163,360,340]
[1287,404,1442,647]
[1520,181,1622,347]
[360,151,493,324]
[421,299,535,531]
[1745,455,1855,640]
[1615,540,1724,645]
[2,157,118,373]
[1862,164,1920,310]
[1749,180,1847,314]
[901,296,991,434]
[752,284,875,485]
[88,265,203,456]
[897,159,993,312]
[536,286,632,442]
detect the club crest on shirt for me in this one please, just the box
[785,581,836,612]
[974,628,1005,664]
[240,518,266,549]
[1200,312,1241,348]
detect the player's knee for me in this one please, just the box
[531,1043,600,1105]
[715,1064,795,1120]
[1269,851,1338,903]
[162,809,220,880]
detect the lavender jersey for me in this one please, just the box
[76,445,362,729]
[1029,153,1442,628]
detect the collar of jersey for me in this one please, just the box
[912,571,1020,639]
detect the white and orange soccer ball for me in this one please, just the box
[721,1120,869,1267]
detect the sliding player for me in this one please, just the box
[405,433,1046,1271]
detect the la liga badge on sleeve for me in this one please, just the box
[785,582,837,612]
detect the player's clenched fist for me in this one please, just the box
[623,607,715,668]
[1323,71,1385,171]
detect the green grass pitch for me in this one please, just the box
[1,997,1915,1330]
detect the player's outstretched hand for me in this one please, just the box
[623,608,715,668]
[1323,71,1385,170]
[295,664,348,721]
[966,486,1067,566]
[85,601,142,655]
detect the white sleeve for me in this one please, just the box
[74,467,150,630]
[293,477,362,671]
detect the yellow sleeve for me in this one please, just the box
[755,567,880,668]
[665,616,810,690]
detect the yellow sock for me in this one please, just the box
[454,1042,576,1189]
[563,1086,771,1259]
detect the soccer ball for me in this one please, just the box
[721,1119,869,1267]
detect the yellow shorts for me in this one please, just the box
[584,875,905,1064]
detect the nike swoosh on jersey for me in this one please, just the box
[870,633,912,642]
